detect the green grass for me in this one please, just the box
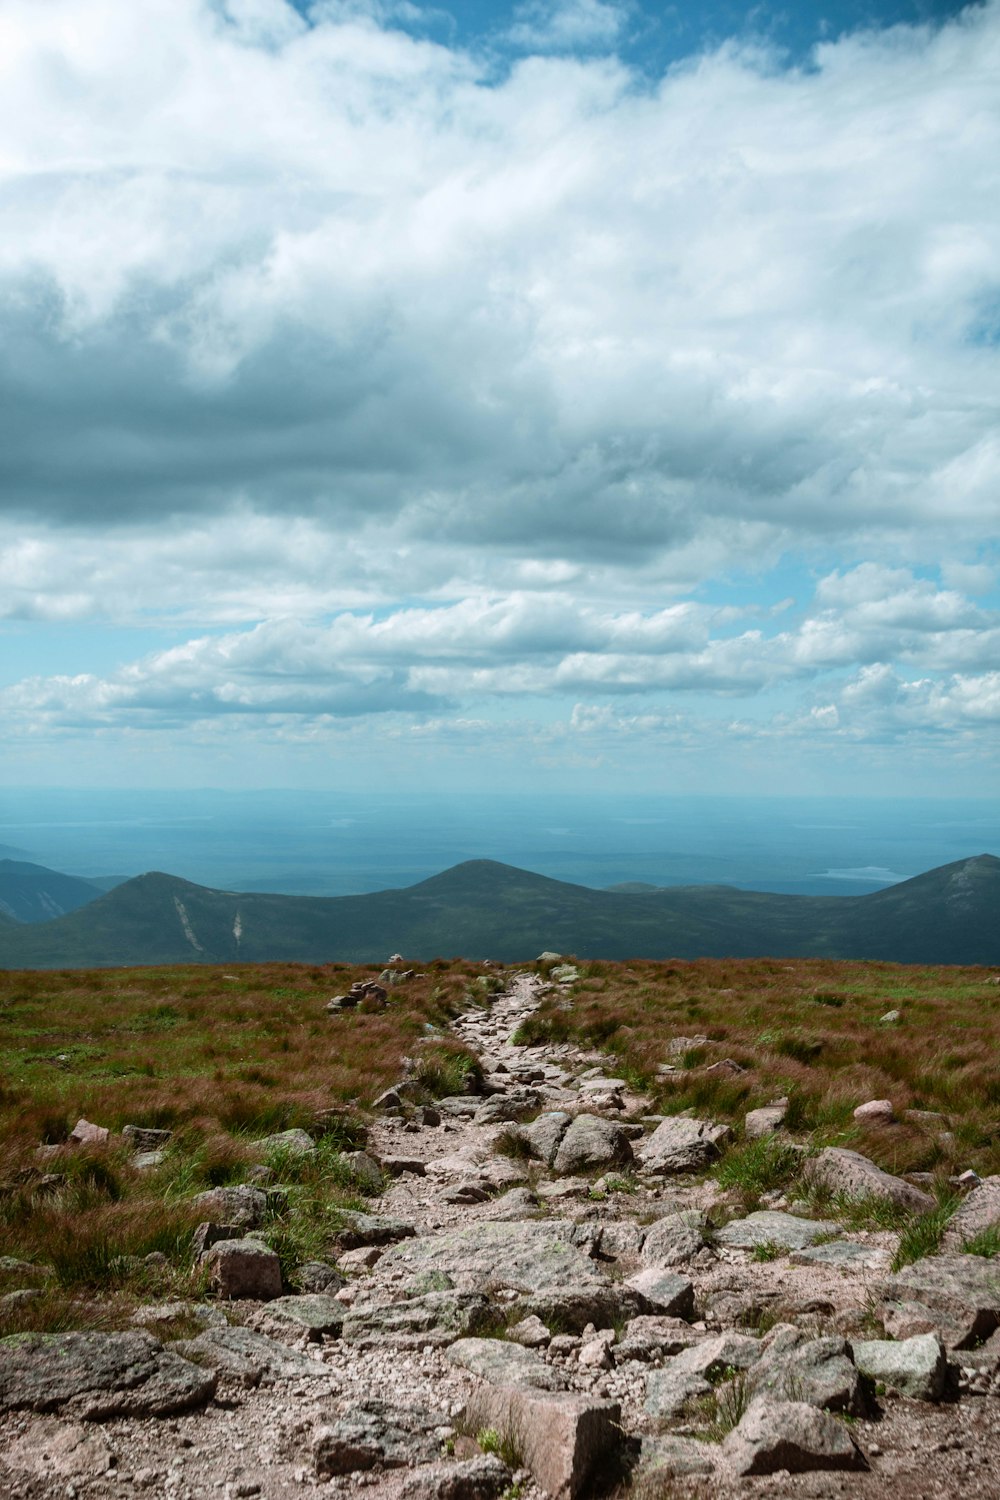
[891,1197,960,1271]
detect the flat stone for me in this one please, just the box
[173,1327,324,1386]
[313,1401,448,1476]
[397,1455,512,1499]
[342,1291,493,1347]
[335,1211,417,1249]
[715,1211,837,1252]
[722,1398,868,1476]
[377,1221,614,1307]
[805,1148,935,1214]
[463,1385,621,1500]
[638,1116,731,1175]
[264,1294,346,1337]
[0,1331,216,1418]
[851,1332,947,1401]
[447,1337,567,1390]
[790,1241,889,1270]
[880,1254,1000,1348]
[553,1115,634,1175]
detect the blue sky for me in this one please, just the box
[0,0,998,795]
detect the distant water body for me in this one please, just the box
[1,790,998,900]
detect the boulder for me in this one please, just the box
[342,1150,385,1193]
[313,1401,449,1476]
[552,1115,634,1176]
[624,1269,696,1319]
[68,1118,109,1147]
[615,1317,704,1362]
[521,1112,572,1165]
[173,1327,322,1386]
[506,1315,551,1348]
[263,1294,346,1337]
[804,1148,935,1213]
[941,1175,1000,1252]
[255,1128,316,1157]
[463,1385,621,1500]
[295,1261,347,1294]
[398,1456,512,1500]
[190,1184,270,1228]
[0,1331,216,1418]
[334,1210,417,1249]
[722,1398,868,1476]
[447,1337,567,1390]
[473,1090,542,1126]
[640,1210,708,1266]
[638,1117,731,1175]
[851,1332,947,1401]
[714,1211,837,1252]
[880,1254,1000,1348]
[636,1434,716,1479]
[342,1291,493,1348]
[122,1126,172,1152]
[743,1100,787,1141]
[643,1368,712,1418]
[752,1329,865,1414]
[200,1238,282,1300]
[853,1099,896,1126]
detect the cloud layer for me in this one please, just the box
[0,0,998,787]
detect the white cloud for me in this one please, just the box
[506,0,629,52]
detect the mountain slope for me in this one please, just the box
[0,860,105,924]
[0,855,996,969]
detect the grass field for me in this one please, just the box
[516,956,1000,1180]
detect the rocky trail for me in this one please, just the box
[2,968,999,1500]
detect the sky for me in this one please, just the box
[0,0,998,797]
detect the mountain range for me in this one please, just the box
[0,853,997,968]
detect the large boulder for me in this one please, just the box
[804,1148,935,1213]
[722,1398,868,1476]
[879,1255,1000,1349]
[200,1238,282,1300]
[173,1327,323,1386]
[0,1331,216,1419]
[552,1115,634,1175]
[751,1329,866,1414]
[342,1291,493,1348]
[851,1333,947,1401]
[463,1384,621,1500]
[637,1117,731,1175]
[640,1211,706,1267]
[941,1176,1000,1252]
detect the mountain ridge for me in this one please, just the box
[0,853,997,969]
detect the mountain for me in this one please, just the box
[0,860,106,924]
[0,854,997,969]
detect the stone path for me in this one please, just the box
[2,968,999,1500]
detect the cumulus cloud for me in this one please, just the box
[1,0,999,784]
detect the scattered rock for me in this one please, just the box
[743,1099,788,1140]
[506,1314,551,1348]
[851,1331,948,1400]
[121,1125,172,1151]
[190,1184,270,1229]
[714,1211,837,1252]
[447,1337,567,1390]
[640,1210,707,1266]
[804,1147,935,1213]
[880,1254,1000,1348]
[4,1417,116,1480]
[752,1329,866,1414]
[853,1099,896,1126]
[625,1269,696,1319]
[941,1174,1000,1251]
[398,1455,512,1499]
[638,1116,731,1174]
[68,1118,109,1147]
[313,1401,448,1476]
[722,1397,869,1476]
[552,1114,634,1175]
[201,1238,283,1301]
